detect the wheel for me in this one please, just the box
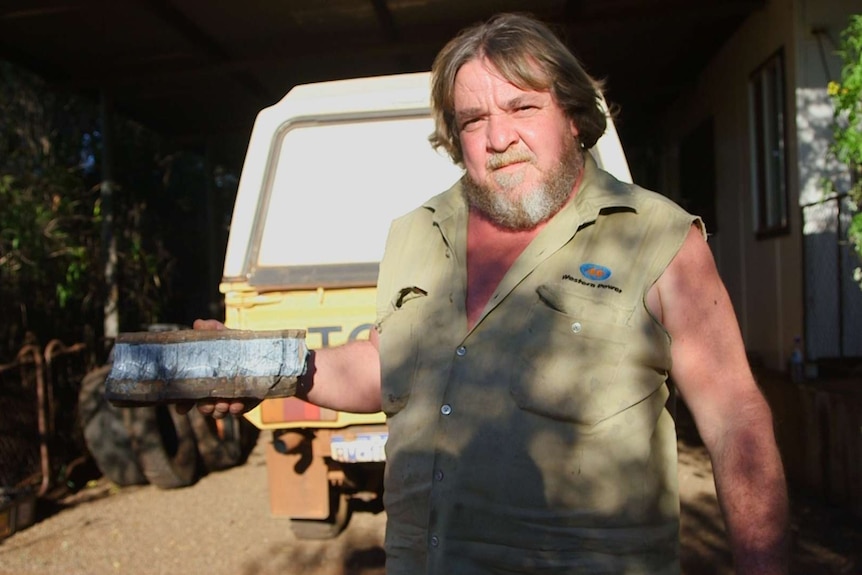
[78,364,147,486]
[290,486,351,540]
[188,411,252,472]
[124,404,199,489]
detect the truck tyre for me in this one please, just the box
[188,410,248,472]
[78,364,147,486]
[124,404,198,489]
[290,486,351,540]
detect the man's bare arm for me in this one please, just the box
[297,329,382,413]
[649,226,789,574]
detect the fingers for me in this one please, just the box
[208,401,253,419]
[229,401,248,415]
[211,401,233,419]
[174,401,194,415]
[193,401,227,418]
[192,318,227,331]
[180,399,252,419]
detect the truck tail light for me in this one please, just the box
[261,397,337,424]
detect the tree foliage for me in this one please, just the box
[0,61,218,362]
[0,62,99,358]
[828,15,862,284]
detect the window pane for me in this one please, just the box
[749,50,788,237]
[258,116,463,267]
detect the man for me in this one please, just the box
[192,13,788,575]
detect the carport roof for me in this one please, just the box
[0,0,764,168]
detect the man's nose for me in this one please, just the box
[486,113,519,152]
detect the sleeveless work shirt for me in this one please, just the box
[376,155,702,575]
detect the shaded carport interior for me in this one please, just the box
[0,0,765,172]
[0,0,766,323]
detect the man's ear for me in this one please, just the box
[569,119,580,139]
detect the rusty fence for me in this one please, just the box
[0,340,92,496]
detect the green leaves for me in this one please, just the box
[0,61,191,360]
[828,15,862,287]
[0,168,93,329]
[829,15,862,185]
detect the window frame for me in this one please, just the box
[748,48,790,239]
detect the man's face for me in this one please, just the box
[453,58,583,230]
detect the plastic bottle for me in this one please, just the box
[790,336,804,383]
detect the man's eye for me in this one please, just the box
[460,118,482,131]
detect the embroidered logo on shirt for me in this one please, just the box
[562,263,623,294]
[579,263,612,281]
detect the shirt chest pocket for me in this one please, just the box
[509,283,638,426]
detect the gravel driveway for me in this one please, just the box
[1,429,859,574]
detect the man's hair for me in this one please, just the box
[429,13,608,165]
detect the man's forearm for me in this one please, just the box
[297,339,382,413]
[710,409,790,574]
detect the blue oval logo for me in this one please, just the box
[580,263,612,281]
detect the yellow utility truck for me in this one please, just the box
[220,72,632,538]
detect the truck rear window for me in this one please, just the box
[257,116,463,276]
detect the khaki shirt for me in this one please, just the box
[376,155,701,575]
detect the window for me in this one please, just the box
[252,115,463,287]
[749,50,789,237]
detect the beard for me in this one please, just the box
[462,137,584,231]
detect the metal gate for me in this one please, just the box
[0,340,91,495]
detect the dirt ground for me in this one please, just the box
[0,427,860,575]
[677,433,862,575]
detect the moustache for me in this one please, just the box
[487,149,535,170]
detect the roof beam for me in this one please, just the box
[561,0,764,23]
[134,0,275,102]
[369,0,400,43]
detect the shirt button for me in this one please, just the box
[430,535,440,547]
[571,322,582,334]
[434,470,444,481]
[441,404,452,416]
[456,346,467,356]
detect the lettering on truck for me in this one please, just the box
[307,324,373,347]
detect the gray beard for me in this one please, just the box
[462,141,584,231]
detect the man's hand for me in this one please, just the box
[191,318,228,332]
[174,319,262,419]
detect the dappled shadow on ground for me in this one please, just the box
[240,520,386,575]
[677,429,733,575]
[788,492,862,574]
[17,397,862,575]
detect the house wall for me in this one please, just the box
[658,0,799,371]
[654,0,862,511]
[795,0,855,207]
[794,0,862,361]
[657,0,857,371]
